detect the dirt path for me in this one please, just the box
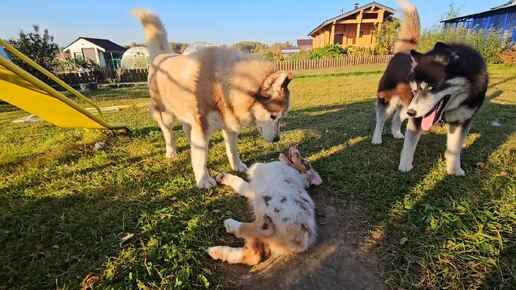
[219,198,387,290]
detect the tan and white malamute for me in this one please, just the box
[133,10,293,188]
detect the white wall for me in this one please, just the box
[64,39,105,67]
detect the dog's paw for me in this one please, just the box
[224,218,240,234]
[372,135,383,145]
[392,132,405,139]
[232,161,248,172]
[399,161,414,172]
[447,167,466,176]
[207,246,223,260]
[165,150,178,158]
[215,173,228,184]
[197,176,217,189]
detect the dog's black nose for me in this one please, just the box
[407,109,417,117]
[272,136,280,142]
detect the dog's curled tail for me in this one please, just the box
[394,0,420,54]
[131,9,172,61]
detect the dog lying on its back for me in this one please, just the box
[208,147,322,265]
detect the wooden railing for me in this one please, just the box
[273,54,392,71]
[57,68,148,85]
[56,55,393,85]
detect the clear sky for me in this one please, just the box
[0,0,498,47]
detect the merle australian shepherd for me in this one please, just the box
[372,0,488,176]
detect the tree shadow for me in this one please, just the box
[216,93,514,289]
[1,74,513,289]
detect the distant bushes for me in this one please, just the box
[288,26,510,64]
[307,45,348,59]
[418,27,509,64]
[499,46,516,66]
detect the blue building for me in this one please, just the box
[442,0,516,42]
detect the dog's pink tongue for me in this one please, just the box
[421,109,436,131]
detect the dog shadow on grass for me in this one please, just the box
[216,93,514,289]
[1,91,513,289]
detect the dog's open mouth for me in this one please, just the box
[421,95,451,131]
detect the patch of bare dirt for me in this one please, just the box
[217,196,387,290]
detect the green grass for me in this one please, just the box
[1,64,515,289]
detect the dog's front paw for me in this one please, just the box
[215,172,233,185]
[215,173,226,183]
[207,246,223,260]
[372,135,383,145]
[232,160,248,172]
[399,161,414,172]
[392,132,405,139]
[447,167,466,176]
[197,176,217,189]
[224,218,241,234]
[165,150,178,158]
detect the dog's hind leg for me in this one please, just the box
[183,123,192,145]
[399,117,422,172]
[190,124,216,189]
[372,98,397,144]
[461,119,472,149]
[208,246,250,264]
[153,110,177,158]
[445,121,470,176]
[222,129,248,172]
[216,173,252,198]
[391,106,405,139]
[208,238,267,265]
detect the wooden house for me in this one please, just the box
[308,2,395,49]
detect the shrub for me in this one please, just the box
[374,19,400,55]
[499,47,516,66]
[289,49,310,61]
[346,46,377,56]
[308,45,348,59]
[418,27,509,64]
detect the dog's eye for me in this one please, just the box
[271,114,278,120]
[426,86,433,92]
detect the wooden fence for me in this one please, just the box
[57,55,393,85]
[57,68,148,85]
[273,54,392,71]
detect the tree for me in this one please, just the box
[374,18,400,55]
[8,25,59,77]
[232,41,268,54]
[442,2,461,21]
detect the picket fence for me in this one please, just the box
[57,55,393,85]
[273,54,392,71]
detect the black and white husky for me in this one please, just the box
[373,0,488,176]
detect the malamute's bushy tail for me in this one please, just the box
[394,0,420,53]
[131,9,172,61]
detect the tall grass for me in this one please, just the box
[419,27,509,64]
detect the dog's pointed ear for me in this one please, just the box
[409,49,422,64]
[433,42,459,65]
[261,71,294,98]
